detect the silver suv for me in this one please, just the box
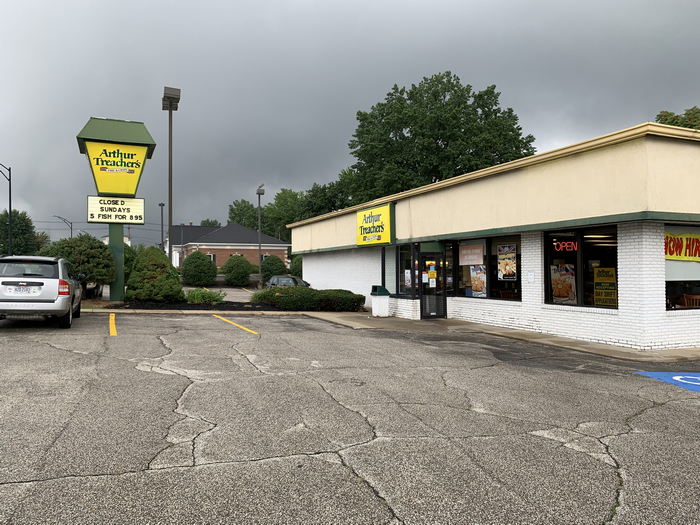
[0,256,83,328]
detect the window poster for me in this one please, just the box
[404,269,412,287]
[460,241,485,266]
[497,244,517,281]
[594,268,617,307]
[469,265,487,298]
[550,264,577,305]
[422,271,429,284]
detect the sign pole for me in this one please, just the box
[109,223,125,301]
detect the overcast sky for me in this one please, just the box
[2,0,699,246]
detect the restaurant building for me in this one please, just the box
[289,123,700,351]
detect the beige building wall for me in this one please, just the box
[291,124,700,253]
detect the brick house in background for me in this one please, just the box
[167,223,290,268]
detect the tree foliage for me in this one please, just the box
[224,72,535,228]
[0,209,38,255]
[221,255,254,286]
[346,72,535,203]
[228,199,258,229]
[200,218,221,227]
[181,250,217,286]
[290,255,303,277]
[39,234,115,284]
[125,247,184,302]
[656,106,700,130]
[260,255,287,283]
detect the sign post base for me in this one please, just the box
[108,223,125,302]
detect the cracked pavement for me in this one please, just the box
[1,314,699,524]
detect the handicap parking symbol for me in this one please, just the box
[636,372,700,393]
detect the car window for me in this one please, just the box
[279,277,295,286]
[0,261,59,278]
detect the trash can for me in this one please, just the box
[370,285,390,317]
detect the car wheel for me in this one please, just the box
[74,300,81,319]
[58,305,72,329]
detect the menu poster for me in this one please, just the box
[550,264,577,305]
[469,265,487,298]
[497,244,517,281]
[594,268,618,307]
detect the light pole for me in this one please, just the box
[256,184,265,288]
[0,163,11,255]
[53,215,73,238]
[162,86,181,265]
[158,202,165,251]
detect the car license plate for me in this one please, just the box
[10,286,37,294]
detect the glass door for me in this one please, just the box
[420,253,446,319]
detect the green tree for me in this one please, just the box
[228,199,257,229]
[0,209,38,255]
[290,255,303,277]
[263,189,305,241]
[181,251,217,286]
[260,254,287,283]
[656,106,700,130]
[200,218,221,227]
[347,72,535,203]
[39,234,115,284]
[126,247,184,302]
[34,231,51,253]
[221,255,254,286]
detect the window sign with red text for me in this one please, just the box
[665,232,700,262]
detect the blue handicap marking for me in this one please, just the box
[636,372,700,393]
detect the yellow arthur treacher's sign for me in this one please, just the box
[356,203,394,246]
[665,232,700,262]
[85,141,148,197]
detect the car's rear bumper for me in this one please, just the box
[0,296,72,319]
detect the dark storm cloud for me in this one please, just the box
[2,0,699,245]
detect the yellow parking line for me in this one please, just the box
[109,313,118,336]
[212,315,259,335]
[242,288,255,293]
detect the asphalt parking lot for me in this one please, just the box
[1,313,699,524]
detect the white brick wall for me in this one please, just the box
[389,297,421,320]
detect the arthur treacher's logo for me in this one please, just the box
[92,148,142,174]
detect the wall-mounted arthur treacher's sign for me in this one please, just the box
[356,203,395,246]
[77,117,156,198]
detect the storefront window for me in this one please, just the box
[545,227,617,308]
[454,237,521,300]
[665,225,700,309]
[397,244,414,295]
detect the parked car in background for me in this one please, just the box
[265,275,310,288]
[0,256,83,328]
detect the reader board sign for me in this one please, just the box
[84,141,148,197]
[87,196,145,224]
[356,204,394,246]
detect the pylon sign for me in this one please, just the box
[77,117,156,198]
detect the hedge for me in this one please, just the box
[251,287,364,312]
[185,288,225,305]
[125,247,184,302]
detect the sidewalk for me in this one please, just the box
[82,303,700,363]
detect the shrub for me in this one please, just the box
[251,287,364,312]
[222,255,254,286]
[290,255,302,277]
[317,289,365,312]
[125,247,184,302]
[40,233,115,285]
[260,255,287,283]
[185,288,225,305]
[181,251,217,286]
